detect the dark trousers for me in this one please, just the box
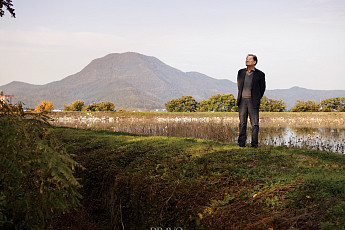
[238,98,260,147]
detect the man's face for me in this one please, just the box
[246,56,256,67]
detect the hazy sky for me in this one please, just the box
[1,0,345,90]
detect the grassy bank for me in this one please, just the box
[50,127,345,230]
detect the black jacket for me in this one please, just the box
[237,68,266,109]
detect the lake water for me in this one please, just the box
[52,115,345,154]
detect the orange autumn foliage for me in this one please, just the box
[35,100,54,112]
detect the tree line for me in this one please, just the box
[165,95,345,112]
[63,100,115,112]
[291,97,345,112]
[33,100,116,112]
[28,96,345,113]
[165,94,286,112]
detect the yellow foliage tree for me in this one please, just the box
[35,100,54,112]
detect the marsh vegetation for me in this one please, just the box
[51,112,345,154]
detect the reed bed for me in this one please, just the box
[51,111,345,128]
[50,112,345,154]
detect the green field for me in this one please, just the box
[49,127,345,230]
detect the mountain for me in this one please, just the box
[0,52,237,110]
[0,52,344,110]
[265,87,345,109]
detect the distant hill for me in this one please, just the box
[265,87,345,109]
[0,52,344,110]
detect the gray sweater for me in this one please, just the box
[242,71,253,98]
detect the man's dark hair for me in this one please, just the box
[247,54,258,65]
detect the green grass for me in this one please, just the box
[50,127,345,230]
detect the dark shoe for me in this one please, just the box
[239,144,246,147]
[251,145,258,148]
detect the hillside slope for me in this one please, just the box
[1,52,237,110]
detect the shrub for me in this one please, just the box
[85,102,115,111]
[0,101,82,229]
[165,96,198,112]
[260,96,287,112]
[198,94,237,112]
[290,100,319,112]
[63,100,85,111]
[320,97,345,112]
[35,100,54,112]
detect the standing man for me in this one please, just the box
[237,54,266,148]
